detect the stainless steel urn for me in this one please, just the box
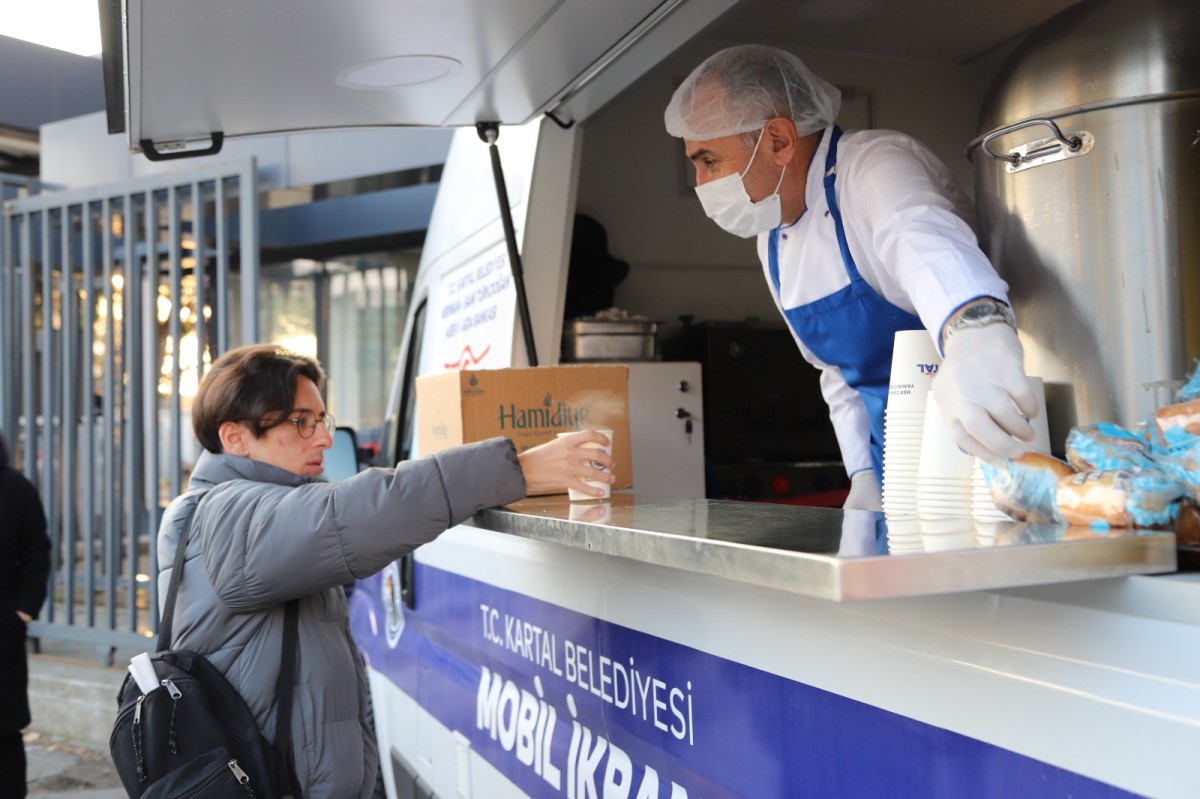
[968,0,1200,442]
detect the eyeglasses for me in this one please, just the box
[281,410,336,439]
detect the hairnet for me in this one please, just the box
[664,45,841,141]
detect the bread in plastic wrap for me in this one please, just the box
[1054,467,1185,528]
[1065,422,1155,472]
[1137,395,1200,499]
[1175,363,1200,402]
[983,453,1075,524]
[1152,398,1200,451]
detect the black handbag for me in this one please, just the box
[110,490,302,798]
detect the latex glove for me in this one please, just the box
[838,509,878,556]
[844,469,882,512]
[932,324,1038,464]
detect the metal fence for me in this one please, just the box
[0,159,258,663]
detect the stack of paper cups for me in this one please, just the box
[916,391,974,527]
[971,457,1010,527]
[921,528,977,552]
[882,330,942,520]
[885,515,924,554]
[972,376,1053,525]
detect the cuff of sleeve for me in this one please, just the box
[435,437,527,524]
[936,295,1011,357]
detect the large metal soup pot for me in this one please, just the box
[968,0,1200,440]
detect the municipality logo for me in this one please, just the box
[465,372,484,396]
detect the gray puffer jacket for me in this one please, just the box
[157,437,525,799]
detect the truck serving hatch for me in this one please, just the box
[100,0,740,158]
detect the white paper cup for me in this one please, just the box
[918,515,974,534]
[916,393,974,517]
[917,392,974,482]
[568,501,612,524]
[885,515,922,535]
[922,530,977,552]
[1026,376,1051,454]
[557,428,613,501]
[887,330,942,412]
[971,457,1010,521]
[975,520,1002,540]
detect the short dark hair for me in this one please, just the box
[192,344,326,454]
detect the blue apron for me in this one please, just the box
[768,126,924,482]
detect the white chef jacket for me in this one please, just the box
[756,127,1011,477]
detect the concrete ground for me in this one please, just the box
[24,639,139,798]
[24,732,125,798]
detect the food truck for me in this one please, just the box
[104,0,1200,795]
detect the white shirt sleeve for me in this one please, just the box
[836,131,1011,336]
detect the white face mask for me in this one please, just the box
[694,129,787,238]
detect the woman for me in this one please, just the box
[159,344,613,798]
[0,429,52,799]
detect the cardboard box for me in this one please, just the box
[416,365,632,492]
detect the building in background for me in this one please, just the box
[0,33,105,176]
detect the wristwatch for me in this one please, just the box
[940,298,1016,349]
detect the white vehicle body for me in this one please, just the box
[345,73,1195,799]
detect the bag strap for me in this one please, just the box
[157,488,208,651]
[157,487,303,797]
[276,598,301,798]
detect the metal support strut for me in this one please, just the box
[476,122,539,367]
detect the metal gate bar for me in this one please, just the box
[1,159,258,661]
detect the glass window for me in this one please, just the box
[260,250,418,457]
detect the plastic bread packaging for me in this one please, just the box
[1154,437,1200,501]
[1054,467,1186,529]
[1139,393,1200,496]
[1065,422,1156,472]
[1151,398,1200,453]
[982,453,1076,524]
[1149,357,1200,450]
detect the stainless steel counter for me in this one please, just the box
[472,494,1177,601]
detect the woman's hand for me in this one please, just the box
[518,430,615,497]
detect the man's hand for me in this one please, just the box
[933,324,1037,463]
[517,430,615,498]
[843,469,882,511]
[16,610,32,625]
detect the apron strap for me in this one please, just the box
[821,126,864,284]
[769,125,861,300]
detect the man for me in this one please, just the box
[664,44,1037,511]
[0,430,51,798]
[159,344,612,797]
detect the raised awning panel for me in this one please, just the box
[108,0,739,153]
